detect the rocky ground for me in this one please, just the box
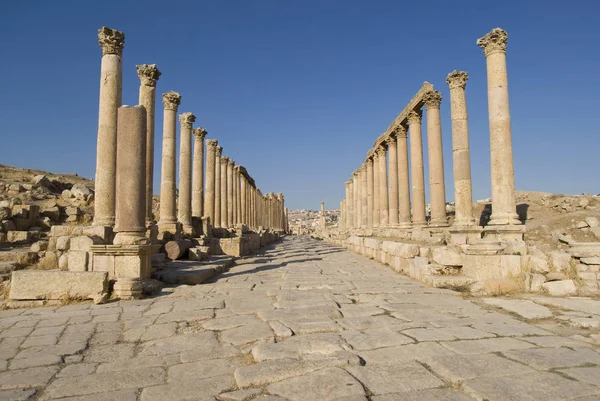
[0,236,598,400]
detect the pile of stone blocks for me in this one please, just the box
[569,242,600,293]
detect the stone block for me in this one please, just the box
[549,251,571,271]
[31,241,48,252]
[585,217,599,228]
[0,232,6,242]
[530,274,546,292]
[51,225,75,237]
[569,243,600,258]
[482,278,521,295]
[82,225,113,243]
[432,247,463,266]
[41,206,61,222]
[7,231,31,243]
[58,254,68,270]
[70,235,102,251]
[2,219,16,232]
[542,280,577,296]
[56,235,71,251]
[65,206,81,216]
[13,217,32,231]
[523,255,549,274]
[90,245,152,279]
[188,247,203,261]
[578,272,597,280]
[581,257,600,265]
[9,270,108,300]
[67,251,89,271]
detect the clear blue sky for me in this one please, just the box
[1,1,598,210]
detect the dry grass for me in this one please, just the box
[29,253,59,270]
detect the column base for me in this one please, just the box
[93,217,115,227]
[157,219,179,235]
[113,277,143,300]
[428,218,449,228]
[447,225,483,245]
[90,244,153,280]
[181,223,194,235]
[397,222,412,230]
[483,224,526,243]
[487,212,521,226]
[113,231,149,246]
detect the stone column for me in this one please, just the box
[345,180,353,229]
[220,156,229,228]
[395,125,412,229]
[366,155,374,228]
[279,193,285,230]
[372,151,380,227]
[447,71,476,227]
[477,28,520,226]
[158,91,182,234]
[205,139,218,227]
[94,27,124,227]
[214,147,222,228]
[240,174,247,225]
[113,106,148,245]
[387,136,399,227]
[227,159,234,228]
[360,164,368,228]
[340,200,345,231]
[424,90,448,227]
[407,110,426,228]
[234,168,241,226]
[178,112,196,234]
[377,146,389,226]
[320,201,326,228]
[352,171,359,228]
[136,64,161,225]
[192,128,207,219]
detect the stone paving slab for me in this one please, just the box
[0,237,598,400]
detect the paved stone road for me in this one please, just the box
[1,236,599,400]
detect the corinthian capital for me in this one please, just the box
[393,124,408,139]
[227,158,235,167]
[423,90,442,110]
[446,70,468,90]
[407,110,422,124]
[477,28,508,56]
[136,64,161,87]
[216,146,223,157]
[206,139,218,149]
[98,27,125,56]
[375,146,387,157]
[385,135,397,148]
[179,112,196,128]
[162,91,182,111]
[193,127,207,139]
[221,156,229,164]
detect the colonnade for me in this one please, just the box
[340,28,521,238]
[93,26,287,239]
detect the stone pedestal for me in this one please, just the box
[478,28,521,226]
[94,27,124,227]
[483,225,526,243]
[158,91,182,235]
[447,226,483,245]
[407,110,426,228]
[113,278,143,300]
[136,64,161,226]
[424,90,448,227]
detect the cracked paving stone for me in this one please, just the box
[502,347,600,370]
[347,362,444,395]
[267,367,366,400]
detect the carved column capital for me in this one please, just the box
[136,64,161,87]
[98,26,125,56]
[385,135,397,148]
[423,90,442,110]
[393,124,408,139]
[162,91,182,111]
[446,70,468,89]
[227,158,235,167]
[193,127,207,139]
[407,110,422,124]
[216,146,223,157]
[179,112,196,128]
[221,156,229,164]
[477,27,508,56]
[206,139,218,149]
[375,146,387,157]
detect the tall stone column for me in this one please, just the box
[94,27,124,227]
[234,168,240,226]
[113,106,148,245]
[366,155,374,228]
[136,64,161,225]
[340,200,345,231]
[227,159,234,227]
[395,125,412,229]
[279,194,285,230]
[240,174,247,225]
[387,136,399,226]
[178,112,196,234]
[192,128,207,219]
[214,147,222,228]
[372,151,380,227]
[407,110,426,228]
[352,171,360,228]
[220,156,229,228]
[478,28,520,226]
[377,146,389,226]
[158,91,182,234]
[345,180,353,229]
[320,201,326,229]
[360,164,368,228]
[424,90,448,227]
[205,139,218,227]
[447,71,476,227]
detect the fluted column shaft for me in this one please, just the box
[214,147,222,228]
[94,27,124,227]
[447,71,476,226]
[178,113,195,233]
[377,147,389,226]
[408,111,426,227]
[205,140,218,226]
[353,172,359,228]
[396,126,412,228]
[220,157,229,228]
[136,64,160,225]
[366,157,374,228]
[227,161,234,227]
[346,181,353,228]
[424,91,448,227]
[387,137,399,226]
[478,28,520,226]
[241,176,247,225]
[158,91,182,233]
[360,165,368,228]
[192,128,206,219]
[373,152,380,227]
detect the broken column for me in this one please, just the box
[205,139,218,228]
[178,112,196,234]
[407,110,426,228]
[158,91,181,235]
[94,27,124,227]
[423,90,448,227]
[136,64,161,226]
[192,128,207,220]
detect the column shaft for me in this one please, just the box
[360,165,368,227]
[387,137,399,226]
[373,152,380,226]
[377,147,389,226]
[220,157,228,228]
[366,157,374,227]
[158,91,181,233]
[178,113,195,233]
[205,140,218,227]
[424,91,448,227]
[192,129,206,219]
[408,111,426,227]
[346,181,353,228]
[227,161,234,228]
[396,126,412,228]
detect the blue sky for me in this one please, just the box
[1,0,598,210]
